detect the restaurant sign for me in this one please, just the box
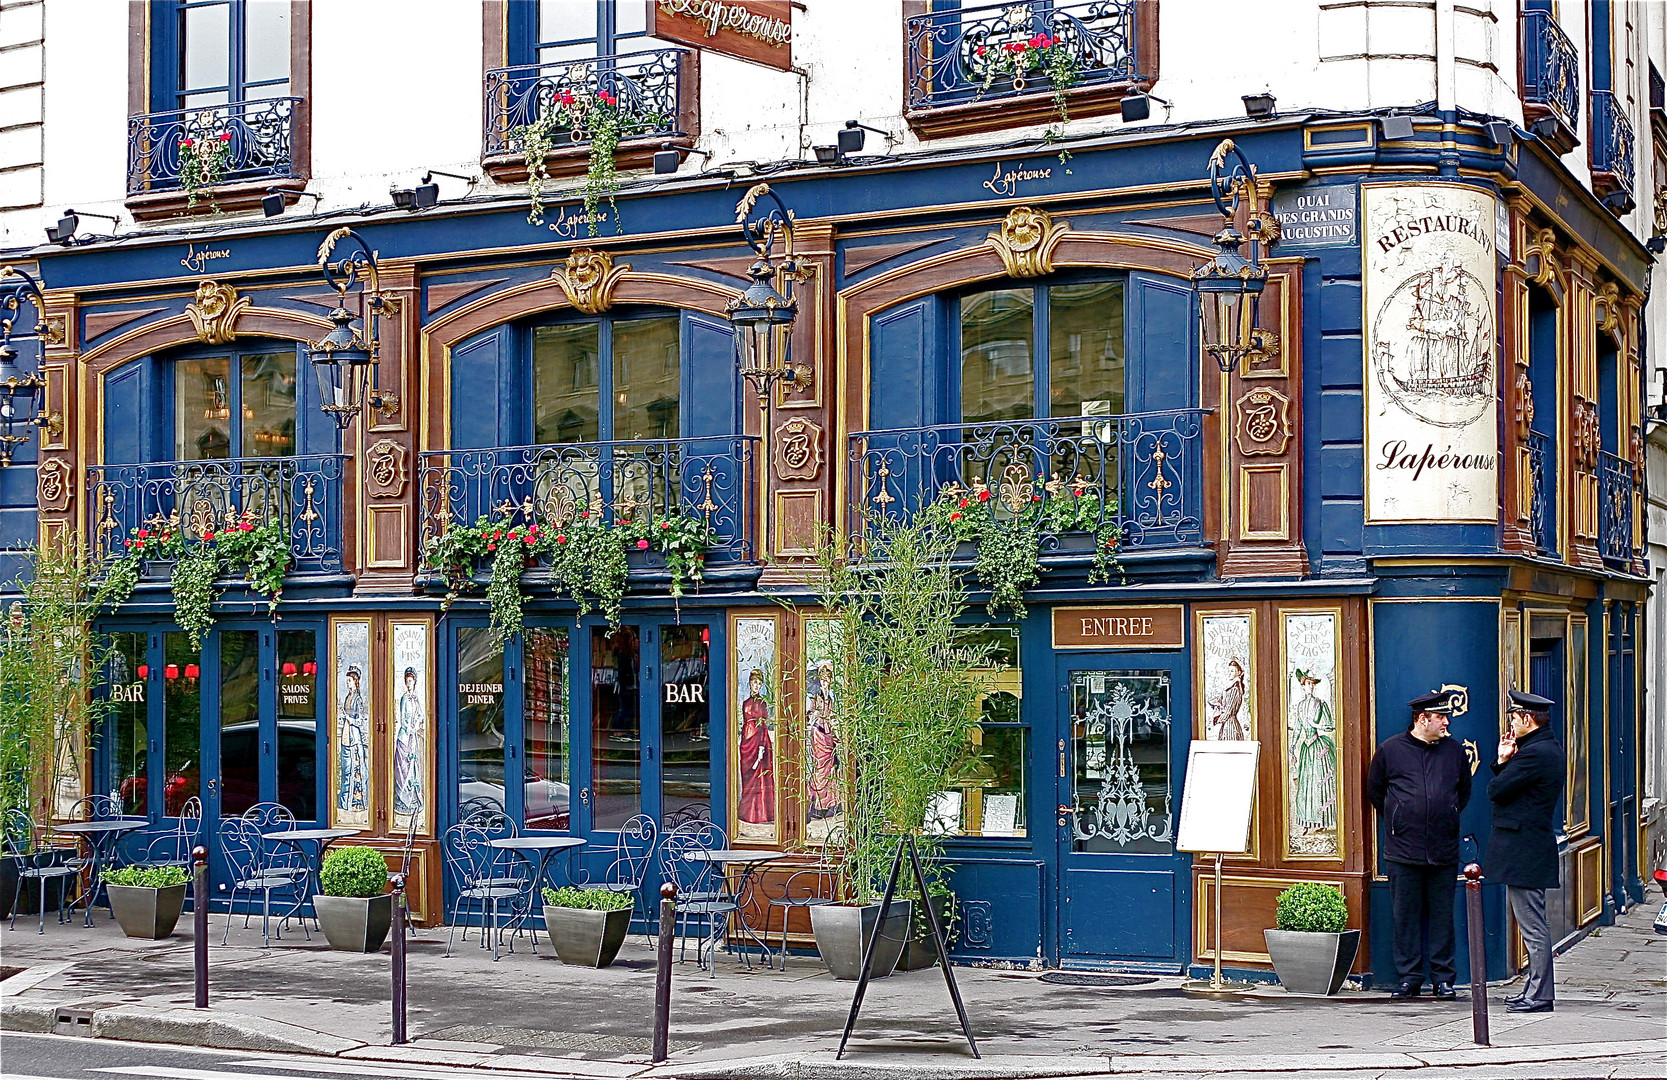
[648,0,793,71]
[1053,606,1186,650]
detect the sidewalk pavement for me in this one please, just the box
[2,896,1663,1079]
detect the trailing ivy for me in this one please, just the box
[511,89,663,237]
[178,128,232,210]
[171,551,219,652]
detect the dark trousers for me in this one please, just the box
[1507,886,1554,1004]
[1387,861,1458,986]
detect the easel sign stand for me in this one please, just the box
[1176,740,1260,995]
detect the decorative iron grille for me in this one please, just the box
[1591,90,1636,194]
[418,436,757,565]
[483,49,688,158]
[906,0,1142,111]
[1597,449,1634,568]
[1521,10,1579,128]
[1525,430,1556,557]
[88,454,347,575]
[848,410,1205,552]
[126,97,302,196]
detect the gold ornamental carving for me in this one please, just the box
[773,416,823,481]
[39,314,66,347]
[986,207,1069,279]
[1521,227,1560,287]
[36,458,71,512]
[186,280,251,344]
[552,249,631,314]
[1513,372,1535,437]
[1232,386,1292,456]
[1594,280,1620,335]
[365,439,409,498]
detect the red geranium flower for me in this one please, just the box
[977,490,992,502]
[579,511,589,519]
[636,539,650,550]
[949,512,962,521]
[598,91,616,106]
[181,138,195,148]
[975,45,986,56]
[957,499,969,509]
[203,530,215,541]
[218,131,232,142]
[487,543,496,552]
[556,534,567,544]
[137,529,149,539]
[660,521,671,529]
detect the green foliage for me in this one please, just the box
[542,885,633,910]
[813,515,994,903]
[319,845,389,898]
[178,128,232,210]
[512,90,665,236]
[973,33,1082,164]
[170,552,218,652]
[1275,882,1349,933]
[104,865,189,888]
[107,512,293,645]
[0,540,122,820]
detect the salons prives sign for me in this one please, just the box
[1362,184,1500,523]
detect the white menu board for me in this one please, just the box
[1176,740,1260,854]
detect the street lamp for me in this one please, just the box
[0,267,51,467]
[1192,139,1278,374]
[310,228,398,430]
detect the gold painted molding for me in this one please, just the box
[986,206,1070,279]
[552,248,632,314]
[185,280,252,344]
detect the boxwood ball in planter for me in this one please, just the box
[1263,882,1359,996]
[314,846,393,953]
[542,886,634,967]
[103,865,191,939]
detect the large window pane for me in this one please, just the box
[612,317,681,441]
[177,356,234,460]
[240,351,296,457]
[1048,281,1125,419]
[1567,620,1589,833]
[181,1,231,95]
[525,628,571,830]
[1068,670,1171,855]
[533,324,602,444]
[219,630,260,816]
[106,633,148,817]
[930,627,1025,837]
[277,629,317,821]
[591,626,640,830]
[163,633,201,816]
[244,0,290,88]
[661,624,710,824]
[539,0,597,45]
[457,629,508,822]
[961,289,1034,424]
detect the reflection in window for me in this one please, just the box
[456,628,508,823]
[174,348,298,459]
[929,627,1026,838]
[162,633,201,815]
[591,625,641,830]
[1069,670,1172,854]
[531,0,658,64]
[661,624,710,824]
[1567,620,1589,834]
[105,633,148,817]
[525,628,571,831]
[277,629,317,821]
[533,324,601,445]
[531,315,681,444]
[219,629,260,816]
[176,0,292,109]
[958,282,1126,426]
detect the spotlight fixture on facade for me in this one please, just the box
[393,170,476,212]
[837,120,892,155]
[263,189,321,217]
[1192,139,1279,376]
[1241,93,1276,119]
[813,144,842,165]
[1118,91,1171,123]
[44,209,119,245]
[309,228,400,430]
[653,144,711,175]
[1379,115,1417,141]
[1484,120,1514,147]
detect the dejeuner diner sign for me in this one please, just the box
[649,0,793,71]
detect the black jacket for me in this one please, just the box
[1486,726,1565,889]
[1368,730,1473,866]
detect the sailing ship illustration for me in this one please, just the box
[1393,263,1491,398]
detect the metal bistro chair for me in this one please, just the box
[3,809,78,934]
[219,818,311,948]
[660,822,737,976]
[442,823,533,961]
[240,801,297,830]
[62,795,128,921]
[763,863,840,971]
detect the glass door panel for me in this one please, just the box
[1068,670,1173,854]
[659,624,710,823]
[163,633,202,815]
[591,625,642,830]
[456,628,508,821]
[219,629,261,816]
[276,629,318,821]
[525,627,572,830]
[105,632,149,816]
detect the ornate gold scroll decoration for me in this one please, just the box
[986,206,1069,279]
[1521,227,1560,287]
[552,249,631,314]
[186,281,251,344]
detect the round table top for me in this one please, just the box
[682,848,786,863]
[56,819,147,834]
[261,828,362,842]
[488,836,587,851]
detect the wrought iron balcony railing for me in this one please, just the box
[848,410,1205,553]
[419,436,758,566]
[906,0,1144,112]
[1591,90,1636,194]
[1521,10,1579,130]
[1597,450,1635,569]
[126,97,303,196]
[1525,430,1556,557]
[88,454,348,576]
[483,49,689,159]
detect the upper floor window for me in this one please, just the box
[533,314,680,444]
[960,281,1125,425]
[176,347,297,460]
[506,0,662,65]
[154,0,292,111]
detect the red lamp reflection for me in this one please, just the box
[183,663,200,680]
[302,662,317,676]
[164,664,179,681]
[282,662,298,677]
[137,664,149,678]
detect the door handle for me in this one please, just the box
[1056,804,1073,815]
[262,740,271,755]
[580,788,591,805]
[1058,739,1066,778]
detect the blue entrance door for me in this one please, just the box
[1053,653,1192,969]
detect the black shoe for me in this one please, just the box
[1506,999,1554,1013]
[1503,993,1527,1006]
[1433,982,1456,1000]
[1389,979,1422,1000]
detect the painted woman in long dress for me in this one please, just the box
[738,669,776,825]
[1209,658,1247,741]
[336,664,368,814]
[1289,668,1338,836]
[393,666,424,819]
[804,659,841,819]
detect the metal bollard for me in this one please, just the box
[192,846,209,1009]
[1463,862,1488,1047]
[391,874,407,1046]
[653,882,676,1063]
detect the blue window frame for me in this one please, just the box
[507,0,655,66]
[149,0,292,112]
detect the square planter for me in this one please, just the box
[106,882,188,939]
[543,904,633,967]
[314,893,393,952]
[898,893,954,970]
[810,900,912,981]
[1263,928,1361,995]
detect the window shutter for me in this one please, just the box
[680,312,738,440]
[1126,272,1197,413]
[868,298,940,431]
[103,358,157,465]
[450,325,518,449]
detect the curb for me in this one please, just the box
[1,998,364,1057]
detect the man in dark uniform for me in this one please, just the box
[1488,689,1565,1013]
[1368,688,1473,1000]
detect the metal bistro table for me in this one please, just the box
[261,827,363,913]
[681,848,786,969]
[488,835,587,948]
[56,818,148,927]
